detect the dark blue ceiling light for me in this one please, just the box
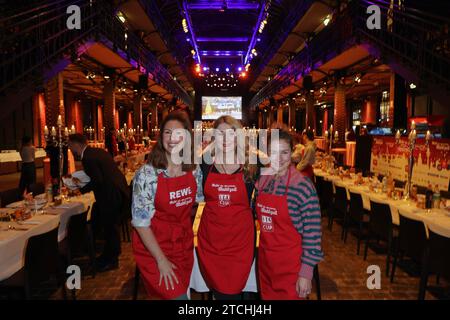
[197,37,249,42]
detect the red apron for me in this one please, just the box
[255,166,303,300]
[300,148,314,180]
[132,171,196,299]
[197,167,255,294]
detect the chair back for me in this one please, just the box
[334,185,348,216]
[349,191,364,223]
[398,213,427,263]
[320,180,334,210]
[426,229,450,281]
[315,176,324,198]
[24,224,61,285]
[369,200,392,240]
[67,208,90,257]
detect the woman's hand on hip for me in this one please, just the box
[157,256,179,291]
[296,276,312,298]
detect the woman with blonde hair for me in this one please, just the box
[132,111,204,300]
[197,115,258,300]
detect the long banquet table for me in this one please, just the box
[0,192,95,281]
[314,168,450,238]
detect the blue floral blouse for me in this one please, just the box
[131,164,204,227]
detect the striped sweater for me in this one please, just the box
[254,165,324,280]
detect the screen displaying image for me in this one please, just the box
[202,96,242,120]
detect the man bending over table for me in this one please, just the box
[68,134,130,272]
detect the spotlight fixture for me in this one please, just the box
[409,83,417,89]
[117,11,126,23]
[182,19,188,33]
[354,75,361,83]
[323,15,331,26]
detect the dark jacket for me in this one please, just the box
[80,147,130,221]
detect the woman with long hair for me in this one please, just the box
[197,115,258,300]
[131,111,203,300]
[254,130,323,300]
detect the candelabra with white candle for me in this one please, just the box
[395,121,432,200]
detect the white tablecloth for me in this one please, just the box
[0,149,46,163]
[0,193,95,281]
[314,169,450,238]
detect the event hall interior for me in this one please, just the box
[0,0,449,300]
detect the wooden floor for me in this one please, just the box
[10,217,447,300]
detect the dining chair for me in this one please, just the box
[65,206,96,276]
[315,175,324,200]
[418,228,450,300]
[390,212,427,283]
[320,180,334,226]
[363,200,396,277]
[0,224,67,300]
[343,191,369,254]
[329,184,348,237]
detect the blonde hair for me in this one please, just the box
[212,115,258,182]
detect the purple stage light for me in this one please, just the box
[238,67,242,71]
[197,37,249,42]
[216,67,220,72]
[225,67,230,72]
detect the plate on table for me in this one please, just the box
[6,201,24,209]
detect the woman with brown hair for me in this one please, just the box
[131,111,204,300]
[255,130,323,299]
[197,115,258,300]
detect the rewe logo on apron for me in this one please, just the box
[169,187,193,207]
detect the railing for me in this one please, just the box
[250,3,356,108]
[356,0,450,88]
[248,0,316,91]
[138,0,194,86]
[0,0,192,106]
[250,0,450,109]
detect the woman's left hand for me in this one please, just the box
[296,276,312,298]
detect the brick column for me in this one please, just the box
[33,93,46,147]
[267,109,273,128]
[97,105,103,139]
[361,96,377,125]
[133,93,143,130]
[276,106,284,124]
[103,80,116,132]
[333,81,347,144]
[388,72,395,128]
[44,73,65,127]
[258,111,263,129]
[288,101,296,130]
[323,108,328,135]
[305,92,316,131]
[162,104,169,121]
